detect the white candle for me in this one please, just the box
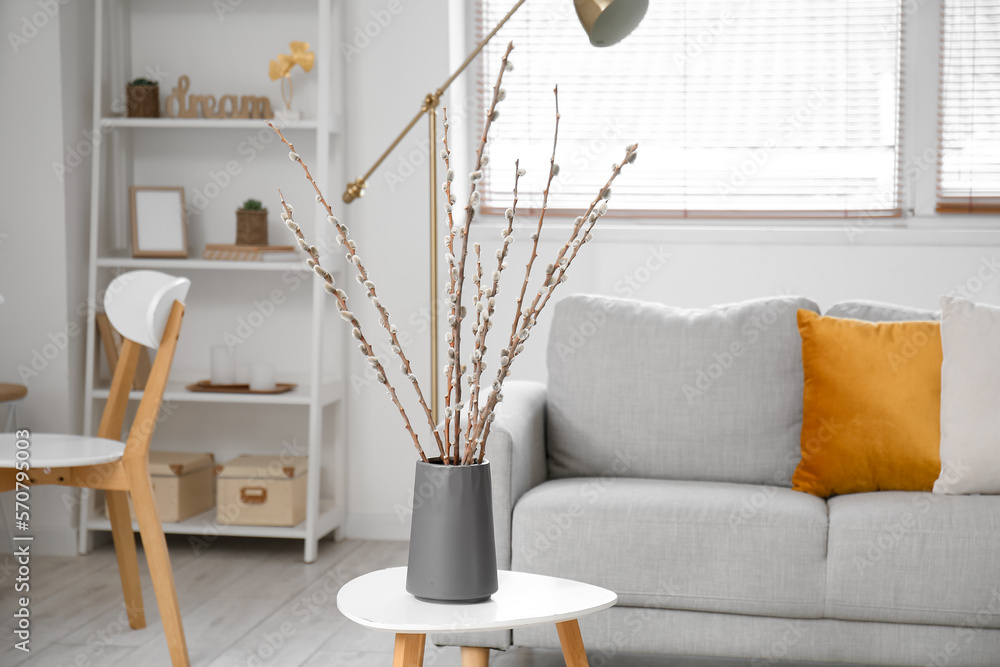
[250,363,276,392]
[210,346,235,385]
[235,363,252,385]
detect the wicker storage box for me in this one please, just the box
[107,451,215,523]
[215,455,308,527]
[126,84,159,118]
[236,209,269,245]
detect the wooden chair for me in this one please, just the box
[0,270,192,667]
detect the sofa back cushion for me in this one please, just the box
[546,294,820,485]
[825,300,939,322]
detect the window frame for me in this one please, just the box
[450,0,998,233]
[935,0,1000,214]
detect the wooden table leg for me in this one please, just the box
[393,633,425,667]
[556,619,589,667]
[461,645,490,666]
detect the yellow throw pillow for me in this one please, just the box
[792,310,942,498]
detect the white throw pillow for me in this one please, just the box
[934,296,1000,494]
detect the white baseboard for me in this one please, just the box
[344,512,410,541]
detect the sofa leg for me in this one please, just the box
[461,646,489,666]
[556,619,589,666]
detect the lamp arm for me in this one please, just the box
[343,105,430,202]
[342,0,528,203]
[438,0,527,96]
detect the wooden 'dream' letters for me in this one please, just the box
[165,75,273,120]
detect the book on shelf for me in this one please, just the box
[202,244,300,262]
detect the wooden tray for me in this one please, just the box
[185,380,297,394]
[202,244,297,261]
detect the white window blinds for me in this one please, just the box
[475,0,904,217]
[938,0,1000,213]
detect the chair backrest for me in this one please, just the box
[104,271,191,349]
[98,271,190,462]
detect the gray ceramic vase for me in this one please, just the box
[405,458,499,603]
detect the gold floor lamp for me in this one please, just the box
[342,0,649,419]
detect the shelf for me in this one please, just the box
[100,117,318,131]
[99,115,344,134]
[86,498,343,540]
[96,255,309,272]
[92,378,343,407]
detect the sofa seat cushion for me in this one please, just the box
[546,295,820,486]
[826,492,1000,628]
[511,477,829,618]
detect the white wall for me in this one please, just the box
[0,0,93,555]
[339,0,454,538]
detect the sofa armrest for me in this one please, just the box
[487,380,549,570]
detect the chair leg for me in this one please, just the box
[105,490,145,629]
[130,475,190,667]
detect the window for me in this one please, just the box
[937,0,1000,213]
[475,0,905,217]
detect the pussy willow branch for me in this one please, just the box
[537,152,636,315]
[441,109,459,462]
[270,124,445,460]
[463,167,520,464]
[270,51,638,466]
[462,161,521,464]
[464,242,485,450]
[451,40,515,464]
[473,145,638,455]
[277,192,428,463]
[508,86,560,353]
[472,87,560,463]
[534,147,637,321]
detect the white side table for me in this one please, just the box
[337,567,617,667]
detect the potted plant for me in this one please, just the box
[126,77,159,118]
[271,44,637,603]
[236,199,268,246]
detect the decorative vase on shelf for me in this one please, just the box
[126,78,159,118]
[236,199,268,246]
[269,41,314,125]
[405,458,498,604]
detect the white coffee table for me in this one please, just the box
[337,567,617,666]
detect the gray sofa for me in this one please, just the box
[443,294,1000,666]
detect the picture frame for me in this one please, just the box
[130,186,188,258]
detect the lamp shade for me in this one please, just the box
[574,0,648,46]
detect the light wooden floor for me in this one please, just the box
[0,537,831,666]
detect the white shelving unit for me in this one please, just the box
[79,0,346,562]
